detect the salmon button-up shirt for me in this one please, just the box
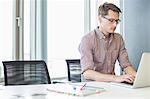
[79,27,132,75]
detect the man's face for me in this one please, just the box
[99,10,120,33]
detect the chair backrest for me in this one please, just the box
[65,59,81,82]
[2,60,51,86]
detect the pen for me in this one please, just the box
[80,83,87,90]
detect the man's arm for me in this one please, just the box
[83,70,116,82]
[83,69,136,83]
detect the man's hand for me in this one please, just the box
[124,66,137,77]
[114,74,135,83]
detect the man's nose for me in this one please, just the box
[112,21,118,27]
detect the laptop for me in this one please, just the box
[111,52,150,88]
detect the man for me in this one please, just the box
[79,2,136,83]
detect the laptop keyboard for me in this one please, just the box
[122,81,133,85]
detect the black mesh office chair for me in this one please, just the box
[2,60,51,86]
[65,59,81,83]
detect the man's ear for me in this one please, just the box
[98,15,102,22]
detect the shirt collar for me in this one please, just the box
[95,26,114,40]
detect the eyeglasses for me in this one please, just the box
[103,16,121,24]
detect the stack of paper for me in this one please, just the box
[47,83,105,96]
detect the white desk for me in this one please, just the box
[0,82,150,99]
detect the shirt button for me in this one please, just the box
[108,61,111,65]
[108,70,111,73]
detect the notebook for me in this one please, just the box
[47,83,105,96]
[111,52,150,88]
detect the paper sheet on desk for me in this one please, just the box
[0,85,4,90]
[47,83,105,96]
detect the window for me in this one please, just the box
[47,0,122,78]
[0,0,13,78]
[0,0,122,80]
[24,0,30,60]
[47,0,84,78]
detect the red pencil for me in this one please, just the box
[80,83,87,90]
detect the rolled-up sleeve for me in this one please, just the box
[78,35,95,73]
[118,36,132,69]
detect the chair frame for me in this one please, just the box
[65,59,81,82]
[2,60,51,86]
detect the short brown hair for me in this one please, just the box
[98,2,121,16]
